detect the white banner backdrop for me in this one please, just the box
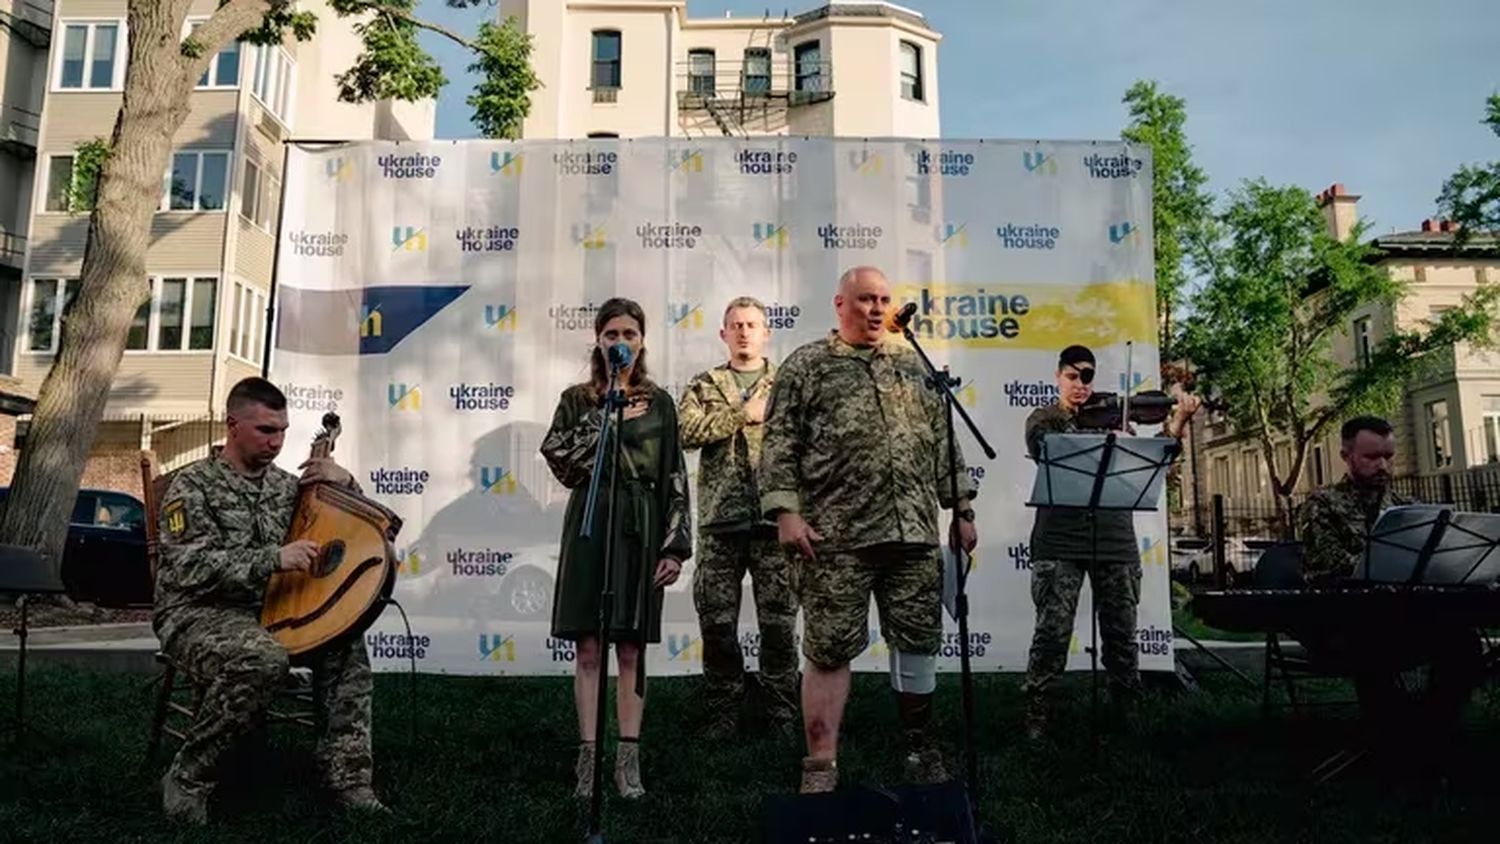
[268,138,1171,676]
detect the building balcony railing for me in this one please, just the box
[0,0,55,49]
[0,230,25,272]
[0,103,41,156]
[674,59,835,111]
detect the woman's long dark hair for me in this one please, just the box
[589,297,649,394]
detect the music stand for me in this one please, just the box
[1356,505,1500,587]
[0,544,65,751]
[1026,432,1179,741]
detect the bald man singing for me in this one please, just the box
[758,266,978,793]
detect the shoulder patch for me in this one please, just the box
[163,498,187,537]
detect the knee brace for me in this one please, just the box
[888,648,937,694]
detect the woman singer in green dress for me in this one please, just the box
[540,297,692,801]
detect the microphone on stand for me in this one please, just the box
[607,342,633,371]
[884,301,919,334]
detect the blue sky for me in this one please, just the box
[416,0,1498,235]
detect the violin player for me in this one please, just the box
[1020,345,1200,740]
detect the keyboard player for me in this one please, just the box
[1295,416,1484,745]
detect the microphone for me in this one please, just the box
[884,302,919,333]
[607,342,633,371]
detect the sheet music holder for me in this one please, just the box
[1025,432,1180,744]
[1027,432,1179,513]
[1356,505,1500,586]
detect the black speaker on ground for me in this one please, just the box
[761,782,979,843]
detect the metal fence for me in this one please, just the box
[1172,464,1500,587]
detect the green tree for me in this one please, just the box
[1120,80,1212,360]
[0,0,539,584]
[1180,180,1500,530]
[1437,93,1500,237]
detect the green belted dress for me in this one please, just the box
[541,382,693,644]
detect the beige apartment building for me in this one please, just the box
[1184,183,1500,528]
[499,0,942,139]
[0,0,433,494]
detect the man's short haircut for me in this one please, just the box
[1341,415,1393,443]
[226,377,287,415]
[723,296,767,325]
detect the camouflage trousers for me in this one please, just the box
[1022,559,1142,702]
[801,544,942,668]
[693,531,800,722]
[158,606,374,794]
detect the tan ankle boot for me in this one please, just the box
[615,740,645,799]
[574,742,596,799]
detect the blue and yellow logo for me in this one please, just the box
[491,151,524,176]
[484,304,518,331]
[670,149,705,173]
[670,302,704,330]
[479,633,517,662]
[388,383,421,412]
[325,156,354,182]
[753,222,789,249]
[848,150,883,175]
[1140,536,1167,568]
[1108,221,1141,246]
[395,546,423,576]
[666,633,702,662]
[1023,151,1058,176]
[572,223,608,250]
[360,305,382,339]
[477,466,518,495]
[392,225,428,253]
[936,222,969,248]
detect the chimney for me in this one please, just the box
[1316,182,1361,242]
[1422,218,1437,232]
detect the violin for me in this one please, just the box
[1075,389,1226,430]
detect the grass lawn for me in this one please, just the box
[3,664,1499,843]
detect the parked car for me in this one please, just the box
[1169,536,1213,583]
[0,487,151,607]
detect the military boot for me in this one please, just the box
[161,770,210,826]
[333,786,390,814]
[799,757,838,793]
[898,692,949,784]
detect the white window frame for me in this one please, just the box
[899,40,924,102]
[40,154,82,215]
[1353,315,1372,367]
[228,279,267,364]
[250,44,296,127]
[1483,395,1500,464]
[161,150,232,213]
[1426,398,1454,470]
[239,159,281,232]
[184,17,243,90]
[52,19,128,92]
[22,278,80,354]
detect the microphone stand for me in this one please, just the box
[901,321,996,835]
[580,356,629,844]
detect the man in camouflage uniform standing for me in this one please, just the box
[155,377,385,824]
[760,266,978,793]
[1296,415,1483,736]
[680,296,799,737]
[1022,345,1198,740]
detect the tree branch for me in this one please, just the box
[358,1,479,51]
[193,1,279,70]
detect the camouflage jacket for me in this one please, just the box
[153,454,361,630]
[1297,475,1411,580]
[758,331,974,552]
[678,360,777,533]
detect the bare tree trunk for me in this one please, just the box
[0,1,264,578]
